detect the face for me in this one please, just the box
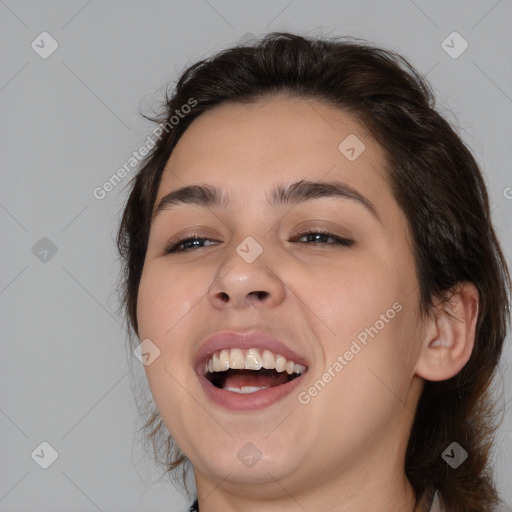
[136,96,426,499]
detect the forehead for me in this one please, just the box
[156,96,394,216]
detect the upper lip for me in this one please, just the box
[195,329,310,375]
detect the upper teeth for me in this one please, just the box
[205,348,307,375]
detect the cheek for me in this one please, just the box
[309,258,398,334]
[136,263,205,341]
[317,261,418,385]
[311,311,419,439]
[136,266,204,431]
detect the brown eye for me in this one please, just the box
[291,230,354,247]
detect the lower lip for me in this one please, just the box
[197,371,306,411]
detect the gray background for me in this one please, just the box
[1,1,511,510]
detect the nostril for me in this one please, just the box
[251,291,268,300]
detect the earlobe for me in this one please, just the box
[415,282,479,382]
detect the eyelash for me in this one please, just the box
[163,229,354,254]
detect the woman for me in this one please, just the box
[117,32,511,512]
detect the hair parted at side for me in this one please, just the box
[117,31,511,511]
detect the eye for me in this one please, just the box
[164,235,219,254]
[291,229,354,247]
[163,229,354,254]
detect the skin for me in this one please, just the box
[136,96,479,512]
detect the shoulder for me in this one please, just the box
[187,498,199,512]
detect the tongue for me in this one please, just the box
[222,369,289,390]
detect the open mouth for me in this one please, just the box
[203,348,308,394]
[207,367,302,393]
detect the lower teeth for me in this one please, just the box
[225,386,269,394]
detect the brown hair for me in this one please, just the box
[117,32,511,511]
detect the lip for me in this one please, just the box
[197,369,306,411]
[194,329,309,411]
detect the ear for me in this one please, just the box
[414,281,479,382]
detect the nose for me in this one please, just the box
[207,238,286,310]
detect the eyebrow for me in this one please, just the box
[151,179,381,224]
